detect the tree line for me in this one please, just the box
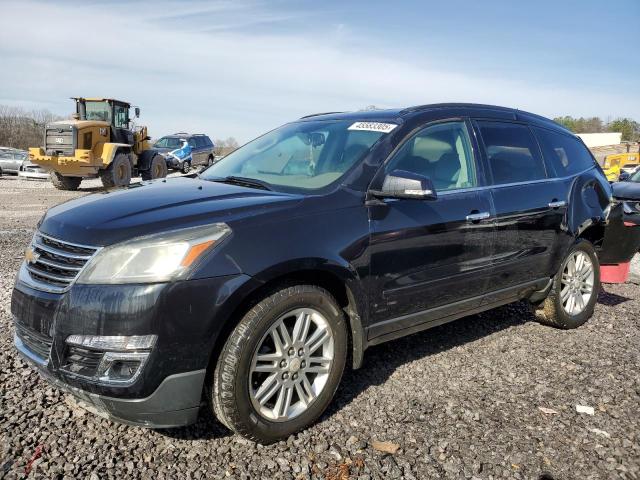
[0,105,63,150]
[553,116,639,142]
[2,103,637,151]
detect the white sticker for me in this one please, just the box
[348,122,398,133]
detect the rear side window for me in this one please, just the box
[477,121,546,184]
[533,127,595,177]
[195,136,207,148]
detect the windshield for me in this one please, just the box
[154,137,185,149]
[201,120,388,191]
[83,101,111,122]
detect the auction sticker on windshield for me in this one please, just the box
[348,122,398,133]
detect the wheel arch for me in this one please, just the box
[100,143,132,167]
[205,263,368,384]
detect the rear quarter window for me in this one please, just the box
[477,121,547,184]
[533,127,595,177]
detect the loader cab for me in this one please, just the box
[74,98,135,145]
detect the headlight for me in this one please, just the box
[76,223,231,284]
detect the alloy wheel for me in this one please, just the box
[560,250,594,315]
[249,308,334,422]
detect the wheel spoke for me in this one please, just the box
[305,356,331,373]
[300,373,316,403]
[577,291,586,311]
[253,361,280,373]
[277,321,293,349]
[292,311,312,344]
[254,374,280,406]
[305,327,330,355]
[575,253,584,274]
[565,292,575,313]
[561,285,571,302]
[273,385,294,419]
[270,328,286,354]
[567,256,577,276]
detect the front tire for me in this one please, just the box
[100,153,132,189]
[141,154,168,180]
[533,240,600,329]
[50,171,81,191]
[181,160,191,174]
[211,285,347,443]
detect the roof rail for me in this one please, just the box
[173,132,190,135]
[400,103,514,114]
[299,111,344,119]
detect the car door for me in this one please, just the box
[187,138,200,163]
[8,152,22,172]
[367,119,495,339]
[473,120,567,300]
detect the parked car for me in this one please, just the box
[0,148,28,175]
[11,104,640,444]
[153,133,216,173]
[19,159,49,179]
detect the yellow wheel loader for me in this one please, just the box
[29,98,168,190]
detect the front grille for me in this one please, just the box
[25,233,98,291]
[62,346,104,377]
[45,124,75,156]
[15,323,53,362]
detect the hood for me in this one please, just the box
[611,181,640,201]
[40,177,303,246]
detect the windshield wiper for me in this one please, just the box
[209,176,272,191]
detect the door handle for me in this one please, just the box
[548,200,567,209]
[466,211,491,223]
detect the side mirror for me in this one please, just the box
[619,172,630,182]
[135,107,140,118]
[372,170,437,200]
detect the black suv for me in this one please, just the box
[11,104,640,443]
[153,133,216,173]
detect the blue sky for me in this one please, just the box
[1,0,638,142]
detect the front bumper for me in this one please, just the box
[16,333,204,427]
[11,271,253,428]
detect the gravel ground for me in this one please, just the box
[1,176,639,480]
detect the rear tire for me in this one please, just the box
[100,153,132,189]
[533,240,600,329]
[210,285,347,444]
[50,171,81,191]
[207,155,215,166]
[141,154,168,181]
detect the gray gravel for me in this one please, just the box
[1,175,639,479]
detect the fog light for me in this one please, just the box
[95,351,151,384]
[64,335,156,385]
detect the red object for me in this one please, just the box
[601,262,631,284]
[24,445,45,475]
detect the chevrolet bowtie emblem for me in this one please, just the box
[25,247,40,265]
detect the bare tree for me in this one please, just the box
[0,104,63,150]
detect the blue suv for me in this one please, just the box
[153,133,216,173]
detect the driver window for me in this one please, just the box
[387,121,477,191]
